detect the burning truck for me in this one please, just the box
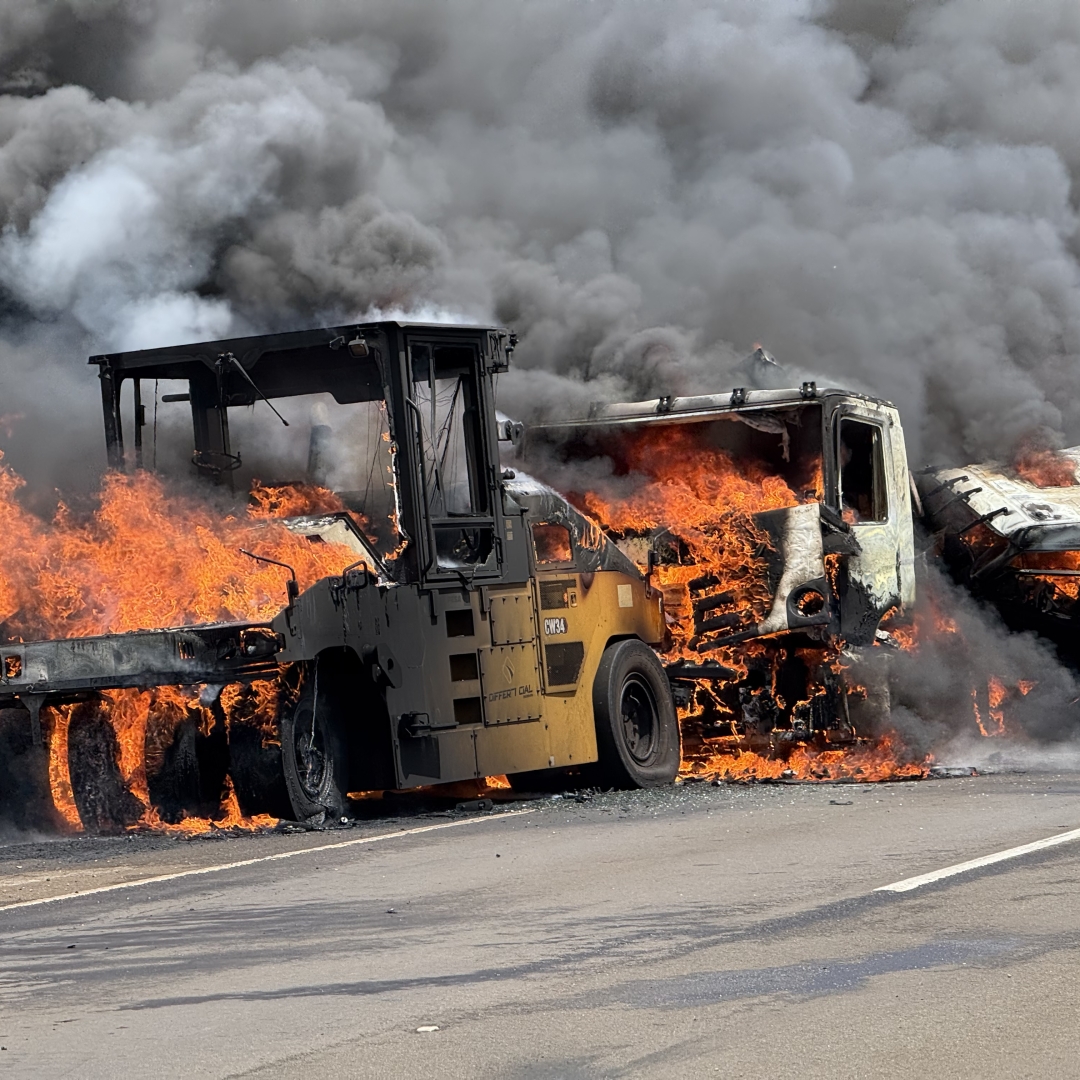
[520,378,922,779]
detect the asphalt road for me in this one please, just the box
[2,772,1080,1079]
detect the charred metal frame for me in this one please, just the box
[522,386,915,653]
[918,459,1080,664]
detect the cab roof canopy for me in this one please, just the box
[90,320,512,477]
[89,321,507,406]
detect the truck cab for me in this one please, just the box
[522,384,915,745]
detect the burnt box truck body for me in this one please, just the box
[522,385,917,745]
[0,323,679,830]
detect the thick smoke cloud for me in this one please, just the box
[1,0,1080,487]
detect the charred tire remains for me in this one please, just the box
[67,697,145,834]
[226,680,293,821]
[592,640,680,788]
[145,700,229,824]
[0,707,62,831]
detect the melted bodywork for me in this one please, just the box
[524,386,915,651]
[918,449,1080,663]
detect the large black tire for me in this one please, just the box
[228,721,292,820]
[0,707,65,832]
[67,698,145,834]
[145,699,230,824]
[592,640,680,788]
[279,663,350,824]
[225,680,293,820]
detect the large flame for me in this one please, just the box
[580,426,813,663]
[572,424,930,782]
[0,468,361,641]
[681,733,926,784]
[0,457,362,833]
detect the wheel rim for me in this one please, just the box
[292,704,329,801]
[620,674,659,766]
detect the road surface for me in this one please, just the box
[2,772,1080,1078]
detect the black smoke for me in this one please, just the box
[1,0,1079,486]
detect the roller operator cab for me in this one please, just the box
[0,322,678,830]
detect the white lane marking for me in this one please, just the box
[876,826,1080,893]
[0,810,533,914]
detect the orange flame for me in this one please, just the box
[574,425,926,782]
[681,732,928,783]
[0,458,364,833]
[578,425,815,664]
[1014,550,1080,601]
[1014,444,1077,488]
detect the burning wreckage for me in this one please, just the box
[919,447,1080,667]
[519,378,921,780]
[0,322,981,836]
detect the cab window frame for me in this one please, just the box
[530,520,575,569]
[836,415,890,524]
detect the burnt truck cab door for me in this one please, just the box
[406,336,503,582]
[828,401,916,644]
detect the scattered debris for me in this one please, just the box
[456,798,494,812]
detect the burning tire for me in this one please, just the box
[228,715,292,821]
[591,639,680,788]
[0,707,63,831]
[144,699,229,824]
[67,697,145,834]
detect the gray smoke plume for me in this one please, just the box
[2,0,1080,759]
[1,0,1080,485]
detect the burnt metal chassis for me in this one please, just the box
[0,621,283,744]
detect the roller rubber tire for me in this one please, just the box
[280,669,349,824]
[0,707,65,832]
[67,698,145,833]
[592,639,680,789]
[145,703,230,823]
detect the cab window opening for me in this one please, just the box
[839,418,887,523]
[532,522,574,566]
[411,344,489,520]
